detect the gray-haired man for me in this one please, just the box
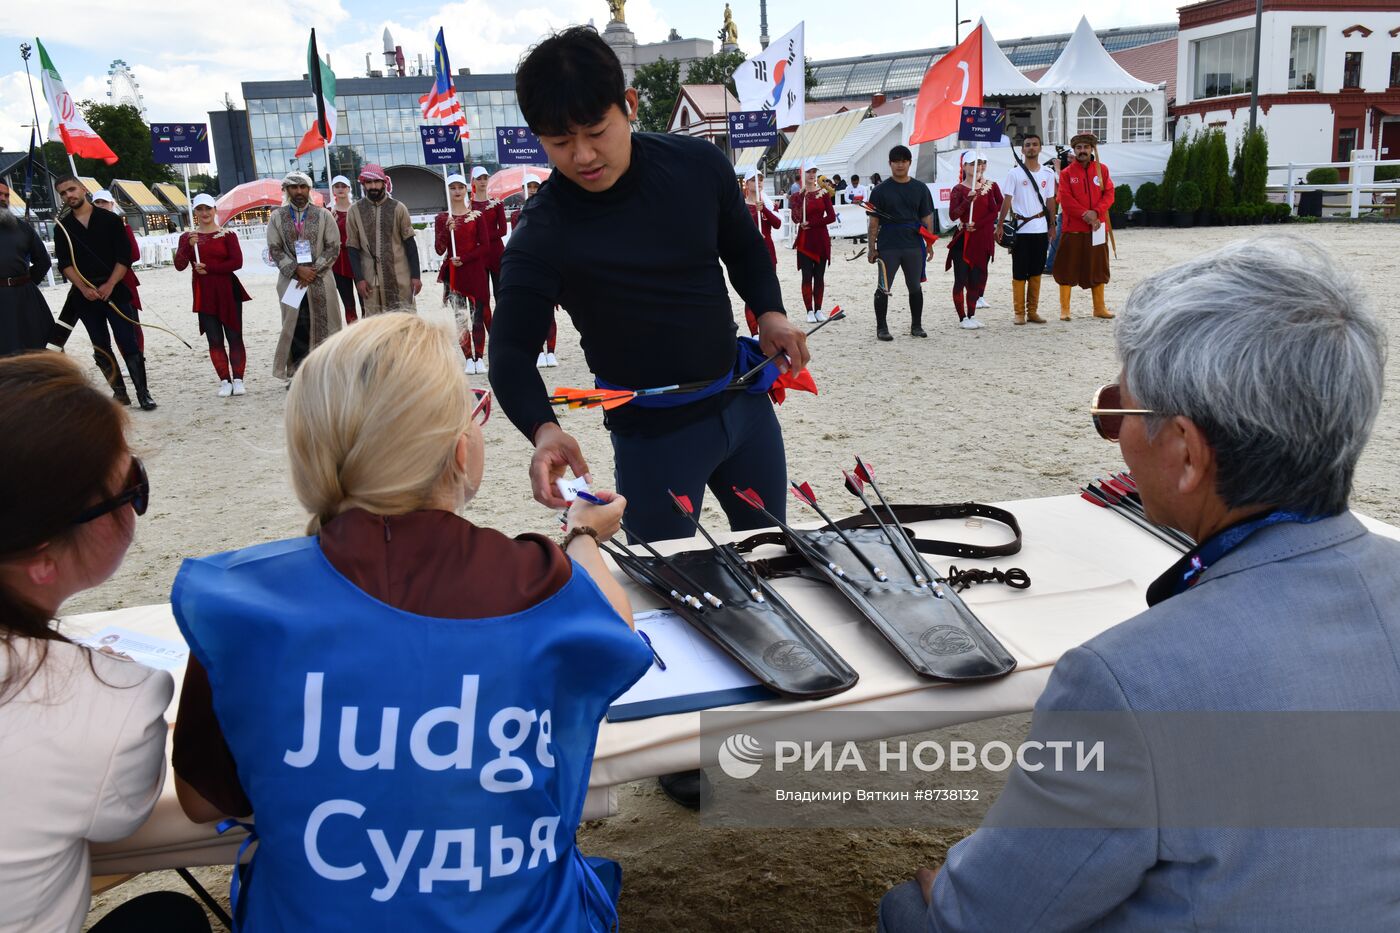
[880,236,1398,931]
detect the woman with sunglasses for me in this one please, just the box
[170,312,649,930]
[0,353,209,932]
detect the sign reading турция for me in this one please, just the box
[957,107,1006,144]
[151,123,210,164]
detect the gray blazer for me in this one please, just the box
[928,512,1400,931]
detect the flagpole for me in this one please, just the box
[183,162,201,264]
[442,165,457,260]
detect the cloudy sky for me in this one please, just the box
[0,0,1186,155]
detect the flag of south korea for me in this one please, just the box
[735,22,805,128]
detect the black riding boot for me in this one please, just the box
[95,350,130,405]
[123,353,158,411]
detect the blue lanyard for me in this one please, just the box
[1171,510,1324,597]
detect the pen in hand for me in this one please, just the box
[638,630,666,671]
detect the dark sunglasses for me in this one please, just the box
[1090,383,1155,442]
[73,456,149,524]
[470,388,492,427]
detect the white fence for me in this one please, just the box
[1270,155,1400,219]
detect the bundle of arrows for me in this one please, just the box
[1080,472,1194,553]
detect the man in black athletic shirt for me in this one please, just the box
[490,26,808,541]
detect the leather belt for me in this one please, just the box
[1,275,33,287]
[1014,212,1045,223]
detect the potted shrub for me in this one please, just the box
[1275,202,1293,222]
[1218,205,1237,225]
[1135,181,1161,226]
[1110,183,1133,229]
[1173,181,1202,227]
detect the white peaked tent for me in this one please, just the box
[980,20,1040,96]
[1036,16,1166,145]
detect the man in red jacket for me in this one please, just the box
[1052,132,1115,320]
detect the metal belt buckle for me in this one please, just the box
[965,517,983,529]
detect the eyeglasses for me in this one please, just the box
[73,456,149,524]
[1090,383,1155,442]
[470,388,492,427]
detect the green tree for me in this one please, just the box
[1160,135,1188,210]
[1202,129,1233,214]
[684,49,749,96]
[61,101,176,187]
[634,57,681,133]
[188,172,220,196]
[1239,127,1269,205]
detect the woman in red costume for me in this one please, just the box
[742,167,780,335]
[469,166,508,317]
[435,174,490,373]
[174,194,252,396]
[946,150,1003,330]
[792,159,836,323]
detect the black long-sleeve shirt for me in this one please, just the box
[55,208,131,303]
[489,132,786,438]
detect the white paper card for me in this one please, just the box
[1092,224,1107,246]
[295,240,312,263]
[75,626,189,672]
[611,609,762,706]
[281,280,308,308]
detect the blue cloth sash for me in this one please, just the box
[595,337,779,408]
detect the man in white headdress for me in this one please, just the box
[266,171,341,380]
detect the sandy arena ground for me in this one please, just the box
[68,222,1399,930]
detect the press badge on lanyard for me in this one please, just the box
[295,240,312,263]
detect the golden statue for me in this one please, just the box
[721,3,739,45]
[608,0,625,23]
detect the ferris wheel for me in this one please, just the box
[106,60,146,114]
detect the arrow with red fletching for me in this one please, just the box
[789,481,887,582]
[732,486,847,579]
[842,469,929,588]
[668,490,764,602]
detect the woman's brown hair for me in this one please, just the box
[0,352,128,700]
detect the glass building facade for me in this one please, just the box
[241,73,522,180]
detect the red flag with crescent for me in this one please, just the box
[909,26,983,146]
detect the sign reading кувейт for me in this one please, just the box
[495,127,545,165]
[151,123,210,164]
[420,125,465,166]
[957,106,1006,144]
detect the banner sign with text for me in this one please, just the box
[151,123,209,164]
[957,107,1006,144]
[420,125,465,166]
[495,126,546,165]
[728,110,780,149]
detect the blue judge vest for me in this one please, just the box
[172,536,650,931]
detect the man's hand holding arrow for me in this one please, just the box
[755,311,810,376]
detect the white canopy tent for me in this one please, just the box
[1036,16,1166,146]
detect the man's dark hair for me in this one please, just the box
[888,145,912,162]
[53,174,81,189]
[516,26,629,136]
[1020,133,1042,145]
[851,175,860,183]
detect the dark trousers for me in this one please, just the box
[1011,232,1049,281]
[951,251,988,318]
[289,297,311,371]
[333,271,361,323]
[611,390,787,542]
[873,247,925,330]
[89,891,211,932]
[78,298,140,358]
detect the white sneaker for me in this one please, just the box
[971,317,985,329]
[217,380,234,397]
[545,352,558,367]
[536,352,548,368]
[960,318,978,330]
[231,378,246,396]
[465,358,477,374]
[476,357,488,373]
[975,296,989,309]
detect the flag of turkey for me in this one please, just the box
[909,25,983,146]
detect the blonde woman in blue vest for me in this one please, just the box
[170,311,650,930]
